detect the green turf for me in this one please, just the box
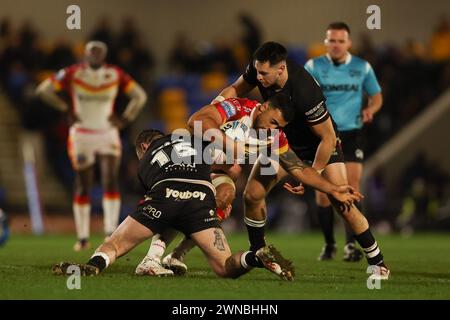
[0,232,449,299]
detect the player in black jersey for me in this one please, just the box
[213,42,390,279]
[52,129,295,280]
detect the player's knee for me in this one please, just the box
[243,186,265,206]
[74,189,90,197]
[103,179,119,194]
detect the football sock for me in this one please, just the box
[103,192,121,235]
[244,217,266,251]
[317,205,335,245]
[147,234,166,260]
[73,195,91,240]
[241,251,263,269]
[88,252,110,271]
[355,228,384,265]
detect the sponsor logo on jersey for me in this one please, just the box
[349,70,362,77]
[76,93,111,102]
[305,101,327,121]
[142,204,162,219]
[165,188,206,201]
[322,84,359,92]
[220,101,237,118]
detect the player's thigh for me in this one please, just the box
[190,227,231,273]
[109,216,154,256]
[244,156,287,200]
[98,154,120,190]
[74,165,95,194]
[323,162,348,185]
[68,128,96,170]
[345,162,362,190]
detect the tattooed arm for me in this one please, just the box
[279,148,363,206]
[279,148,339,194]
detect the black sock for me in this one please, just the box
[243,251,264,268]
[354,229,384,265]
[87,255,107,271]
[317,206,335,245]
[244,217,266,251]
[346,202,362,244]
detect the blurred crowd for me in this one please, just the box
[0,13,449,232]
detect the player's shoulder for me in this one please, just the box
[216,98,257,120]
[54,63,83,81]
[288,59,319,81]
[59,62,82,73]
[350,55,372,71]
[305,55,328,69]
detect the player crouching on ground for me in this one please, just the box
[53,129,295,281]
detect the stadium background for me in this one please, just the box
[0,1,449,251]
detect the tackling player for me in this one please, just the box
[36,41,147,251]
[53,129,295,281]
[213,42,390,278]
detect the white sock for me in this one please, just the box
[103,193,121,235]
[73,199,91,240]
[147,234,166,260]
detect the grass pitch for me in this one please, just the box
[0,232,449,299]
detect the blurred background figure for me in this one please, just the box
[35,41,147,250]
[304,22,383,262]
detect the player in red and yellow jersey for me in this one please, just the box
[36,41,147,251]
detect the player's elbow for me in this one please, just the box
[35,80,51,98]
[133,86,148,108]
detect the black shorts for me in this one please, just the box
[339,129,365,163]
[291,138,344,166]
[129,181,220,237]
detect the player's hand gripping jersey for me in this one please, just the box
[212,98,289,163]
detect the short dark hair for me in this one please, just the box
[253,41,287,65]
[327,22,351,34]
[267,93,295,123]
[135,129,164,150]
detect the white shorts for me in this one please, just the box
[68,127,121,170]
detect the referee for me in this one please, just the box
[305,22,383,261]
